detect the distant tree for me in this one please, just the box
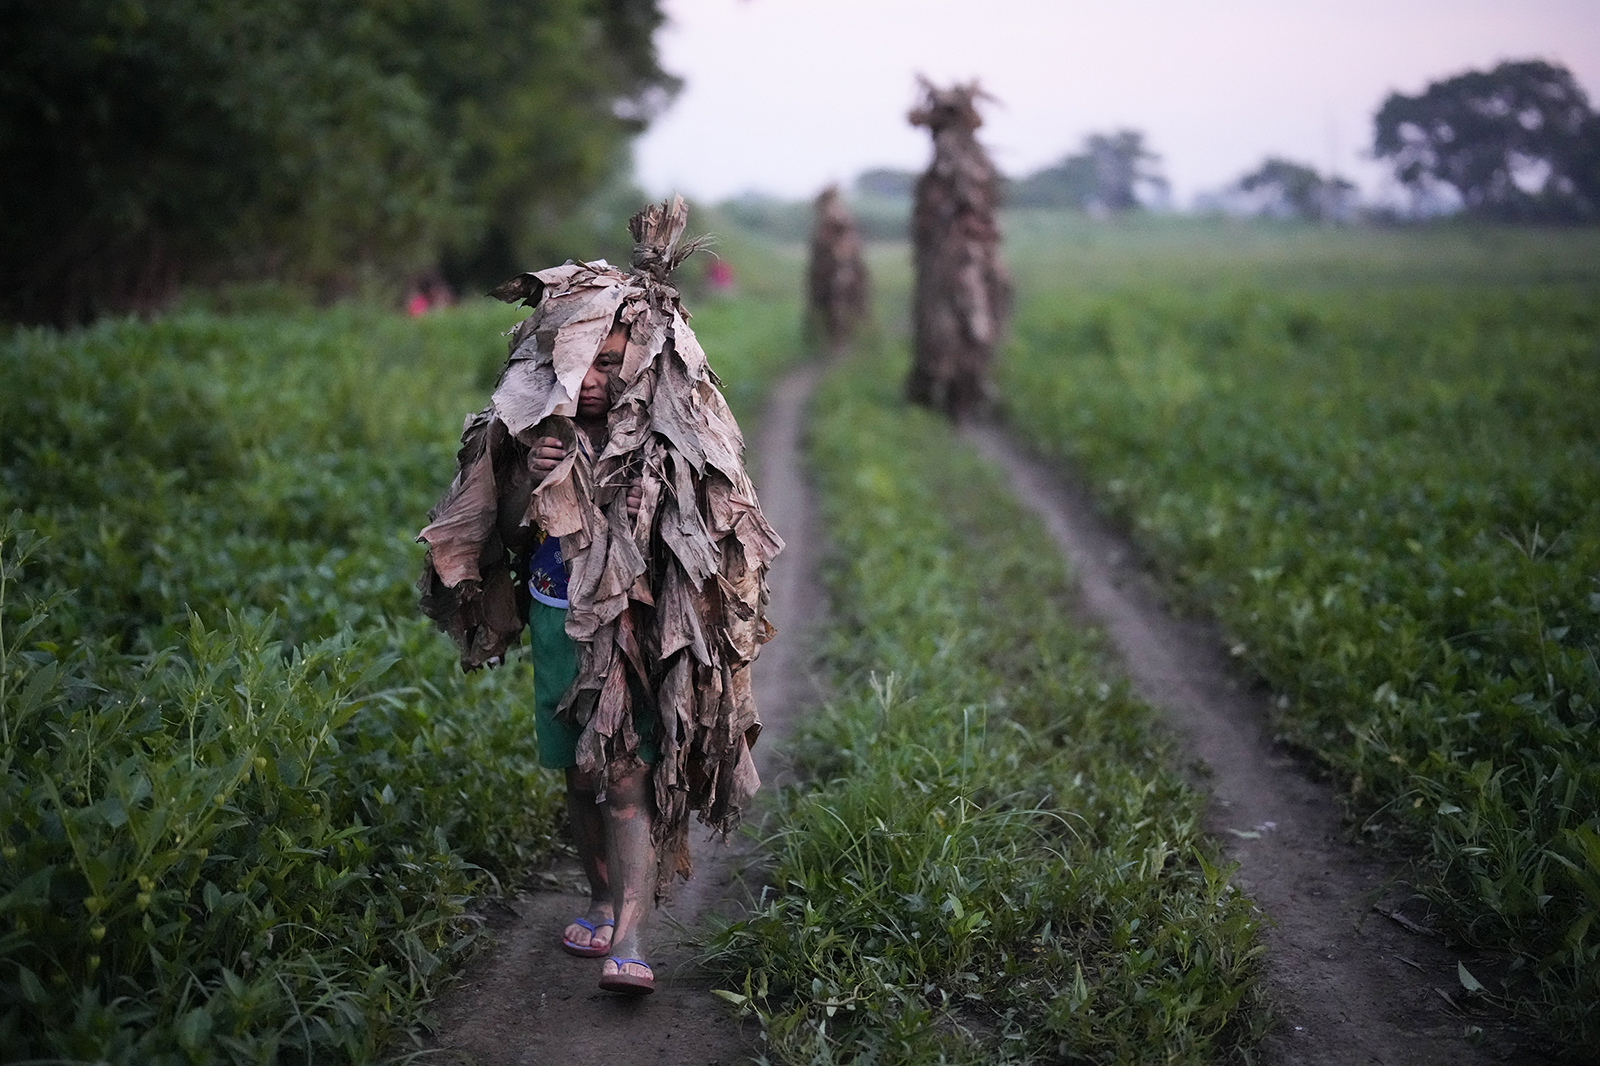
[854,169,919,199]
[1009,129,1168,212]
[717,193,813,242]
[1374,59,1600,221]
[0,0,677,325]
[1008,155,1099,210]
[1233,158,1357,221]
[1081,130,1169,212]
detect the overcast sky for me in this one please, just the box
[632,0,1600,206]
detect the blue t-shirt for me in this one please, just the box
[527,535,569,608]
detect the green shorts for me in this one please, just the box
[529,600,658,769]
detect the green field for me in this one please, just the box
[996,214,1600,1044]
[0,225,804,1064]
[701,346,1265,1063]
[5,211,1598,1061]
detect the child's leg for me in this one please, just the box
[530,602,614,953]
[599,763,656,987]
[563,768,613,952]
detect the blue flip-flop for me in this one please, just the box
[598,956,654,995]
[561,916,614,958]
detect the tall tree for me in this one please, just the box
[1010,129,1168,212]
[905,79,1011,420]
[1233,158,1357,221]
[398,0,678,286]
[0,0,676,326]
[1374,59,1599,221]
[1080,130,1168,212]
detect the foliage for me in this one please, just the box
[854,169,918,200]
[0,306,558,1062]
[0,254,802,1062]
[1230,158,1357,222]
[700,345,1265,1064]
[997,218,1600,1049]
[849,171,916,241]
[714,194,816,244]
[0,0,676,326]
[719,192,909,244]
[1009,130,1169,213]
[1374,59,1600,222]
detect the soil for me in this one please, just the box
[968,425,1556,1066]
[420,364,825,1066]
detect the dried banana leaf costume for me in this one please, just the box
[417,199,782,890]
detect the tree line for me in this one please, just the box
[917,59,1600,224]
[1,0,676,326]
[6,26,1597,328]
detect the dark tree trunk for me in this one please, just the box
[906,80,1011,420]
[806,185,869,351]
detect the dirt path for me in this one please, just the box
[422,363,824,1066]
[968,426,1546,1066]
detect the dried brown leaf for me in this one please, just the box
[418,198,779,894]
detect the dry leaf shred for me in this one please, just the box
[417,197,782,893]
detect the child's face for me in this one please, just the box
[578,324,627,419]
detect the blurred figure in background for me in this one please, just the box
[704,256,736,293]
[806,184,870,352]
[905,79,1011,420]
[406,269,456,316]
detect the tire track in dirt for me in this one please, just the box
[968,425,1546,1066]
[422,363,824,1066]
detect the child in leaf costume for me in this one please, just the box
[417,197,782,993]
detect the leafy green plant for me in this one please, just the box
[0,459,561,1062]
[2,1,679,324]
[700,347,1265,1064]
[997,219,1600,1047]
[0,249,805,1063]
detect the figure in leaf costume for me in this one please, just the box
[806,184,870,351]
[417,197,782,994]
[906,78,1012,420]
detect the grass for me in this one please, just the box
[0,233,804,1065]
[994,214,1600,1049]
[24,205,1590,1061]
[699,341,1265,1064]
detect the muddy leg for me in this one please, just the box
[600,764,656,988]
[563,768,613,953]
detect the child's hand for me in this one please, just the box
[627,483,643,520]
[530,436,566,482]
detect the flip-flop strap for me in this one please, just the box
[570,917,615,933]
[607,957,650,970]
